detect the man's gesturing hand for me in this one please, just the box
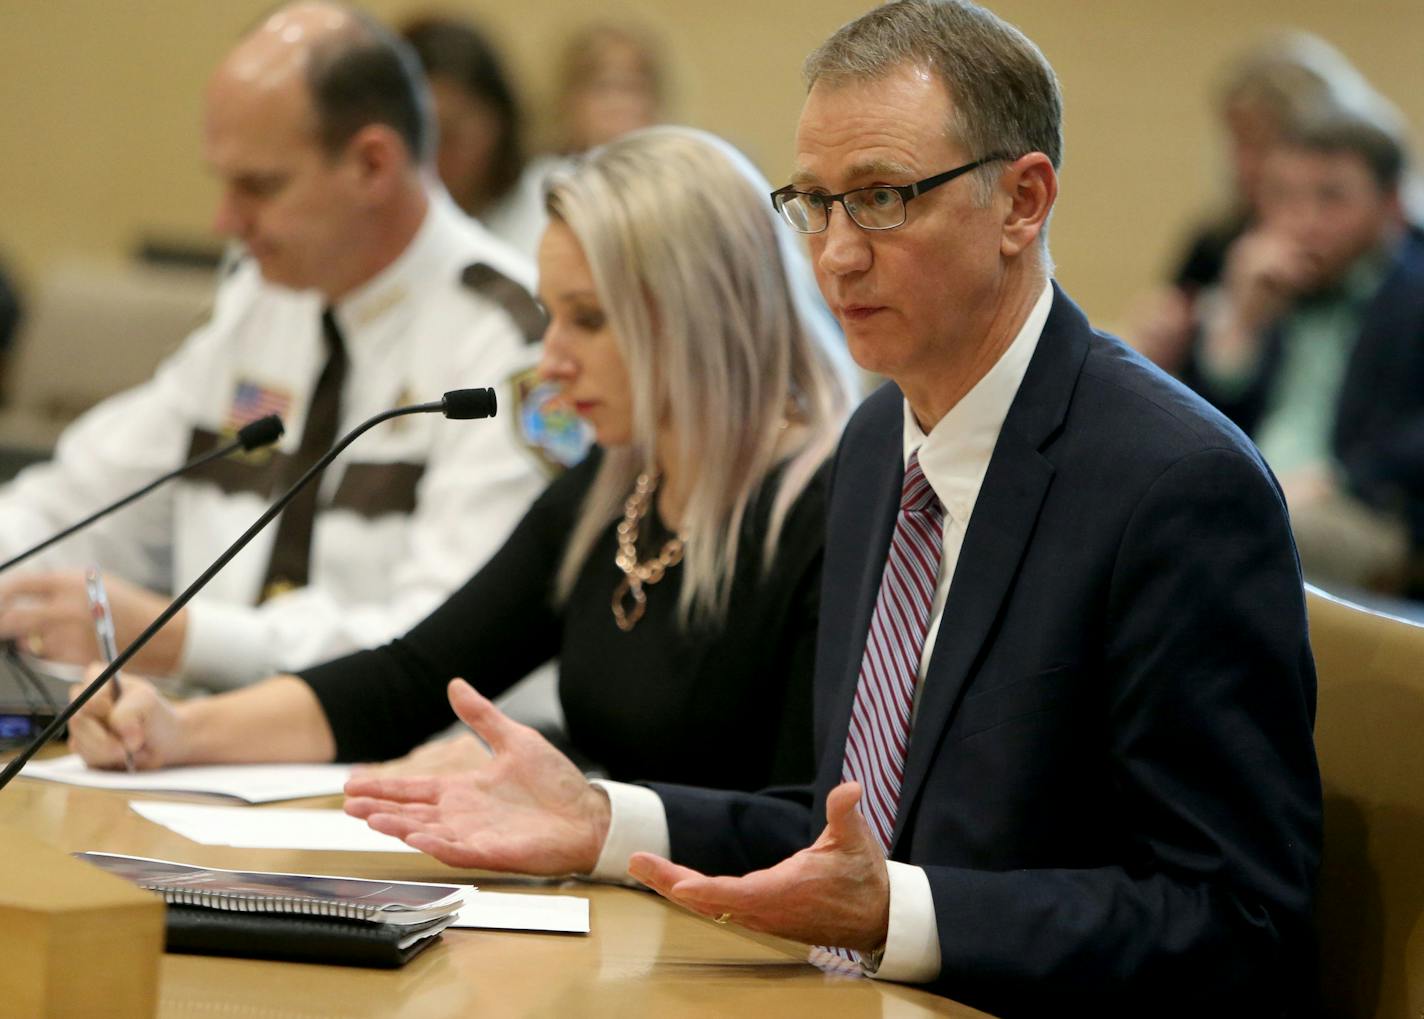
[627,782,891,953]
[344,679,611,874]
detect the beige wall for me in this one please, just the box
[1,1,1421,325]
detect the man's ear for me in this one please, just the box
[1000,152,1057,258]
[343,123,407,204]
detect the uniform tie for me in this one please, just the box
[260,307,347,599]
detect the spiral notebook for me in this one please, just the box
[75,852,464,967]
[76,852,463,922]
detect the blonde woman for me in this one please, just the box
[69,127,852,793]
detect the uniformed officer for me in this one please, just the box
[0,2,568,689]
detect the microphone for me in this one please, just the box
[395,388,498,420]
[0,388,497,790]
[0,414,286,575]
[440,388,497,420]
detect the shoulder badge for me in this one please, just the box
[461,263,547,345]
[507,366,591,475]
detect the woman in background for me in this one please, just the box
[401,15,546,258]
[553,22,665,156]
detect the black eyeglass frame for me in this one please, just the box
[769,154,1015,233]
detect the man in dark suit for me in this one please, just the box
[1182,102,1424,594]
[347,1,1321,1013]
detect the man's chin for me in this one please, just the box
[844,330,904,378]
[1298,268,1345,297]
[251,257,282,283]
[1296,250,1359,295]
[253,260,313,294]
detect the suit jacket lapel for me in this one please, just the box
[890,284,1091,852]
[816,387,906,789]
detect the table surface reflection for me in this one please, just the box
[0,774,990,1018]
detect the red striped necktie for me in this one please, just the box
[814,449,943,969]
[842,448,944,853]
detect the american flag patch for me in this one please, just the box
[226,380,292,432]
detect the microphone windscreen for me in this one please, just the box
[442,388,497,420]
[236,414,285,451]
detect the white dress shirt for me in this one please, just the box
[592,281,1054,984]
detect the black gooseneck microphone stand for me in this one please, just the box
[0,389,495,790]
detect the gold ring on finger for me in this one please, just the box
[28,632,43,657]
[713,913,731,925]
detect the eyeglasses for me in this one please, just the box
[769,155,1012,234]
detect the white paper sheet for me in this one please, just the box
[130,800,419,853]
[23,754,350,803]
[452,887,590,934]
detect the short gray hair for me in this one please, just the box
[804,0,1063,179]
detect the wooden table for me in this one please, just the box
[0,776,991,1018]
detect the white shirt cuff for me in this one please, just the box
[587,780,669,883]
[181,600,275,690]
[867,861,941,983]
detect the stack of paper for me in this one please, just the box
[22,754,350,803]
[130,800,413,852]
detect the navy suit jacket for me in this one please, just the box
[650,286,1321,1016]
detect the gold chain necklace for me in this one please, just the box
[612,473,685,632]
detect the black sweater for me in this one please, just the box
[301,449,826,791]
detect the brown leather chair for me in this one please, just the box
[1307,584,1424,1017]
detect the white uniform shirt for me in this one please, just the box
[0,190,550,688]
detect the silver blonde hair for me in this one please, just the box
[549,126,853,626]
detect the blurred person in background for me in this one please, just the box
[537,17,858,398]
[1181,101,1424,596]
[1128,32,1371,373]
[405,18,670,272]
[400,14,547,260]
[503,21,669,215]
[553,22,666,156]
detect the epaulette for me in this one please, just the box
[460,262,547,344]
